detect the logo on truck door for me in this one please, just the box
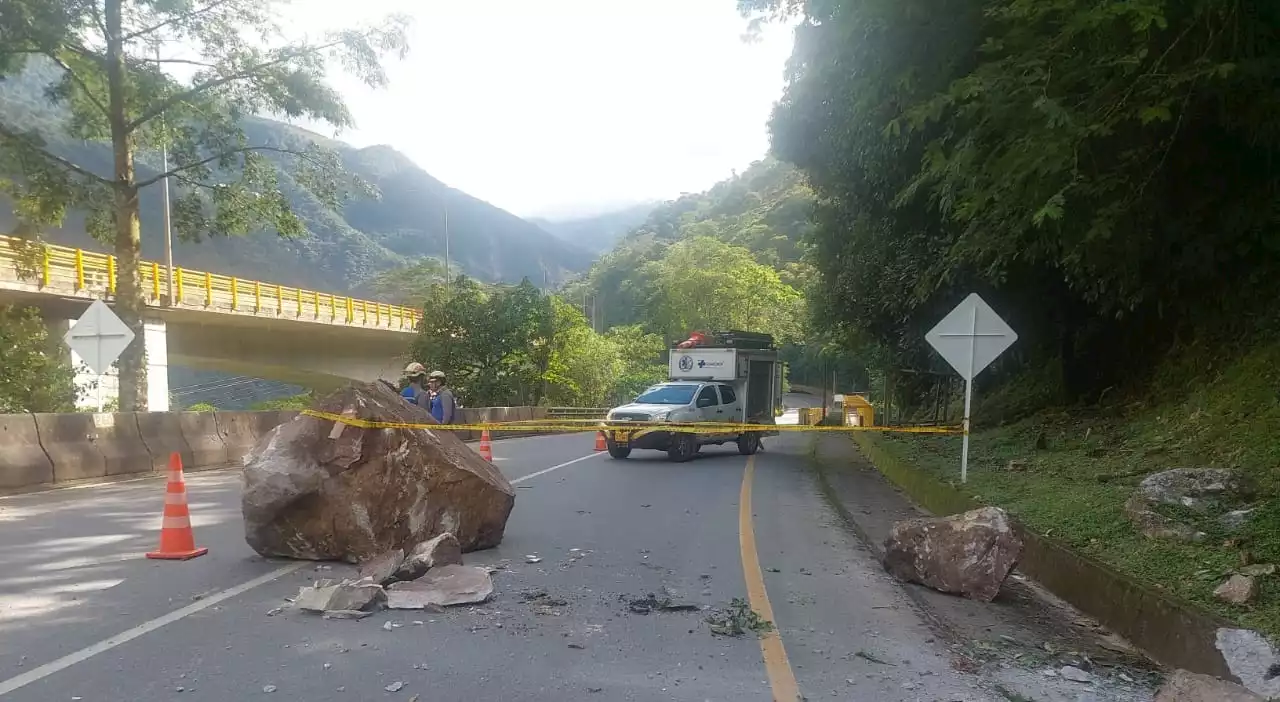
[678,355,694,371]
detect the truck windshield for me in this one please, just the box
[635,384,698,405]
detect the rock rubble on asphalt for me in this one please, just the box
[395,532,463,581]
[241,381,515,562]
[882,506,1024,602]
[386,564,494,608]
[294,580,386,613]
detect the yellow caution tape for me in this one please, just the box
[298,409,961,435]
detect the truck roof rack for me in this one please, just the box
[685,330,775,350]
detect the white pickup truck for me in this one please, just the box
[603,332,782,462]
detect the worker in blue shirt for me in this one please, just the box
[401,362,429,406]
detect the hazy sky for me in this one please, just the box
[282,1,795,219]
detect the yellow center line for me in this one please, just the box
[739,455,801,702]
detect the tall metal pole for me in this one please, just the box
[157,45,174,305]
[442,195,450,295]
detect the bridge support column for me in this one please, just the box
[144,318,170,412]
[46,316,170,411]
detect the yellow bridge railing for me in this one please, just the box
[0,235,420,331]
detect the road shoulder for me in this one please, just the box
[809,433,1161,699]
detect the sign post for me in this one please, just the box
[63,300,135,412]
[925,293,1018,483]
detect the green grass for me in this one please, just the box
[866,340,1280,638]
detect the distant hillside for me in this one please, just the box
[0,60,594,294]
[564,157,814,331]
[531,202,657,253]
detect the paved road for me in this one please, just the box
[0,429,1133,702]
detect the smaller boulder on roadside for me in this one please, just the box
[295,580,386,613]
[395,533,463,582]
[1154,669,1264,702]
[1214,574,1259,606]
[358,549,406,586]
[1125,468,1251,543]
[882,506,1024,602]
[386,564,494,609]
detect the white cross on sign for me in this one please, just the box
[63,299,135,376]
[925,293,1018,483]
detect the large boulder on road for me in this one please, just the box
[241,382,515,562]
[882,506,1023,602]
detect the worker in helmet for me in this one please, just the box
[401,362,429,407]
[425,370,456,424]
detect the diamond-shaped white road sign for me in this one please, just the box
[926,293,1018,381]
[64,299,135,375]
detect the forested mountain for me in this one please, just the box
[0,59,593,294]
[564,157,814,335]
[530,202,657,253]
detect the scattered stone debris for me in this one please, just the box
[1221,509,1257,532]
[321,609,372,620]
[295,580,386,614]
[396,533,463,581]
[1241,563,1276,577]
[705,598,774,637]
[1154,669,1264,701]
[854,650,894,666]
[358,549,406,586]
[520,588,569,609]
[1006,459,1029,472]
[1216,628,1280,698]
[384,682,405,692]
[1059,665,1093,683]
[525,554,542,564]
[1215,574,1259,605]
[1124,468,1251,543]
[262,684,277,693]
[626,592,699,615]
[386,565,494,608]
[882,506,1024,602]
[240,382,516,562]
[567,643,585,650]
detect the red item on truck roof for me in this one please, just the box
[675,331,709,349]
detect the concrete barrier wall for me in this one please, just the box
[94,413,152,477]
[135,412,194,473]
[0,414,53,489]
[0,406,580,491]
[32,413,106,483]
[178,412,228,468]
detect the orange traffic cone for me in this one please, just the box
[146,453,209,561]
[594,432,607,452]
[479,429,493,462]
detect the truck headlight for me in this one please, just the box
[652,410,671,422]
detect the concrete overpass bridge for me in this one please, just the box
[0,235,419,410]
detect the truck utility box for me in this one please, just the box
[603,331,783,462]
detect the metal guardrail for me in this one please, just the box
[0,235,421,331]
[545,407,609,419]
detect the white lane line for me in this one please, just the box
[0,562,304,697]
[510,453,602,485]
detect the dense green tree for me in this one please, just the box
[743,0,1280,403]
[0,305,78,412]
[410,277,553,407]
[0,0,409,409]
[644,237,804,343]
[604,324,667,403]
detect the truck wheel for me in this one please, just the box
[667,433,697,463]
[737,433,760,455]
[607,442,631,459]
